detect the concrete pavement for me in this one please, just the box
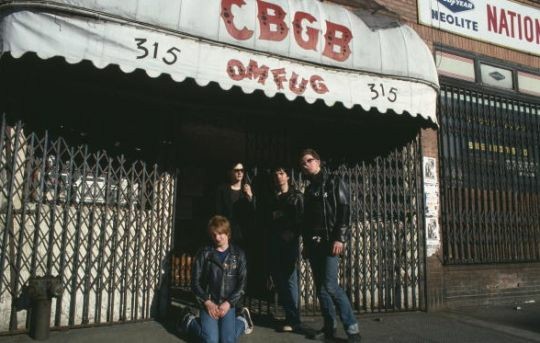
[1,302,540,343]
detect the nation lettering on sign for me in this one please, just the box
[487,4,540,44]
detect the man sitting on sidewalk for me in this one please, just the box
[178,215,254,343]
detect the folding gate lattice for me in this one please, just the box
[0,119,176,333]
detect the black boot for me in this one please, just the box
[292,323,315,335]
[307,326,337,340]
[347,333,362,343]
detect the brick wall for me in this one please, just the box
[330,0,540,310]
[384,0,539,309]
[393,0,539,310]
[421,128,437,158]
[421,128,445,310]
[444,263,540,308]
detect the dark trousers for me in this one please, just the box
[269,234,301,326]
[307,240,359,335]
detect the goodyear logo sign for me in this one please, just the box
[437,0,474,13]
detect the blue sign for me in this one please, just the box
[437,0,475,13]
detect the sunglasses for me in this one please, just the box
[233,168,244,173]
[301,158,317,165]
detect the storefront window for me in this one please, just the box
[439,86,540,264]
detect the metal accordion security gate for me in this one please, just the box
[293,138,426,314]
[0,118,176,333]
[438,85,540,265]
[171,134,426,314]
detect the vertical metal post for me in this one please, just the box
[3,122,23,331]
[55,143,76,326]
[68,145,89,326]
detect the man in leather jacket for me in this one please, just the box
[299,149,361,343]
[268,166,304,332]
[178,215,254,343]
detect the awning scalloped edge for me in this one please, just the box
[1,10,438,125]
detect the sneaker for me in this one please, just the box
[239,307,254,334]
[347,333,362,343]
[281,324,293,332]
[177,306,195,334]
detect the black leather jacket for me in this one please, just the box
[270,188,303,237]
[191,244,247,307]
[303,169,350,243]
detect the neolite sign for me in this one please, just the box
[418,0,540,56]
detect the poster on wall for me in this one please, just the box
[424,184,439,217]
[426,217,440,241]
[423,156,437,185]
[423,156,441,257]
[418,0,540,56]
[426,217,440,256]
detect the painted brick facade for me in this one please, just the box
[444,263,540,308]
[334,0,540,69]
[330,0,540,310]
[409,23,540,71]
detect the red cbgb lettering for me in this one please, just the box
[221,0,254,40]
[247,59,270,84]
[220,0,354,62]
[226,58,329,95]
[309,75,329,94]
[227,59,247,80]
[257,0,289,41]
[323,21,353,62]
[293,12,319,51]
[289,72,309,95]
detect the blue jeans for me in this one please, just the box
[308,240,359,335]
[188,307,245,343]
[269,234,300,326]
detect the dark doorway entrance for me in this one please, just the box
[1,53,427,318]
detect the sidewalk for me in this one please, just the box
[2,303,540,343]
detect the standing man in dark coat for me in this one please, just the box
[299,149,361,343]
[268,166,305,333]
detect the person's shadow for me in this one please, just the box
[150,250,197,339]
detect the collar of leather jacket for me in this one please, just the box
[308,168,328,184]
[204,244,240,268]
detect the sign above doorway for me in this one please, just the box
[0,0,439,123]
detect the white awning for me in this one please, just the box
[0,0,439,124]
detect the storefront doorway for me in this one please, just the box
[1,52,428,334]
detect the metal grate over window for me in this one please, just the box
[438,85,540,264]
[0,118,176,333]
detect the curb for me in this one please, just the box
[442,311,540,343]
